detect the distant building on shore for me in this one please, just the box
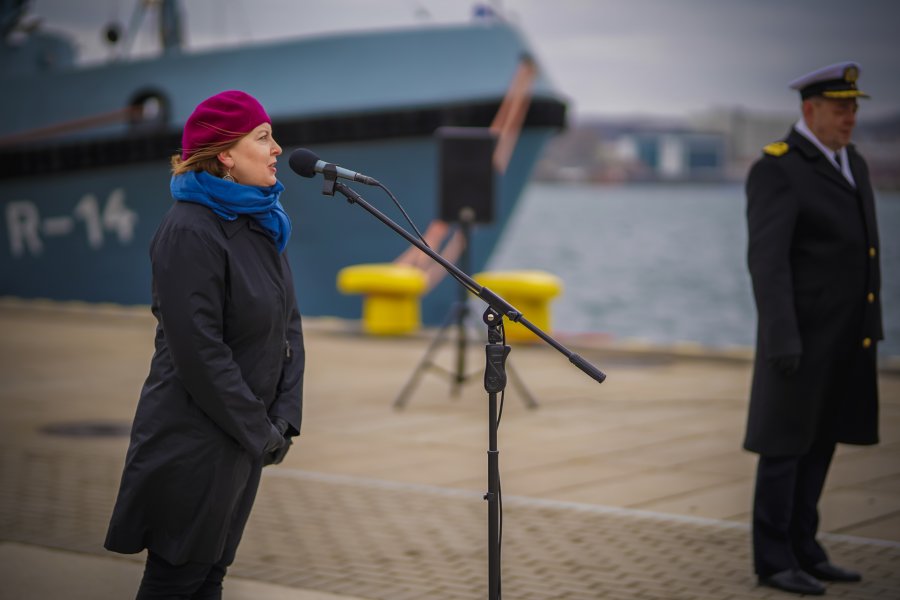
[690,108,794,180]
[536,108,900,189]
[616,130,725,182]
[534,119,727,183]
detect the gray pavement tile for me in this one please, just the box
[2,301,900,599]
[2,444,899,599]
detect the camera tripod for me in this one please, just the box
[393,216,538,410]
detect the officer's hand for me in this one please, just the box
[770,354,801,376]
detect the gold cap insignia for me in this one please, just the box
[764,141,789,157]
[844,66,859,83]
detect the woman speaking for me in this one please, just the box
[105,90,305,599]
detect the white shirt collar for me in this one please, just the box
[794,118,856,187]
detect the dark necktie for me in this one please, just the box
[834,151,855,188]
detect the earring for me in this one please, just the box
[224,169,235,182]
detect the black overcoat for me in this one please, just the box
[105,201,305,565]
[743,128,882,456]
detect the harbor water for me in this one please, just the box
[488,182,900,358]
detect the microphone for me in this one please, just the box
[288,148,380,186]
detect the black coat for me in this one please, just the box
[105,201,305,565]
[743,128,882,456]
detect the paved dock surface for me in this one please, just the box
[1,298,898,599]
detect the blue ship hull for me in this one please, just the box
[1,19,566,324]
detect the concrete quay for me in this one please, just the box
[0,298,898,599]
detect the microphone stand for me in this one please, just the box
[321,167,606,600]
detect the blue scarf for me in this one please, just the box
[170,170,291,252]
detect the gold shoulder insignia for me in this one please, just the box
[763,141,789,157]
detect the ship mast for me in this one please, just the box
[119,0,184,57]
[158,0,183,54]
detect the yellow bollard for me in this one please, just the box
[337,263,428,336]
[473,270,563,342]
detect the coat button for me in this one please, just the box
[869,247,877,258]
[862,337,872,349]
[867,292,875,303]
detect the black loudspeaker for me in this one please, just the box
[437,127,497,224]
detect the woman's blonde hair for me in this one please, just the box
[170,137,241,177]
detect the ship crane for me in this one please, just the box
[105,0,184,59]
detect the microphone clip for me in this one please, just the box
[321,163,338,196]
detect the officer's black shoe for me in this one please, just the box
[804,561,862,582]
[758,569,826,596]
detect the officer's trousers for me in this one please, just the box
[752,439,835,577]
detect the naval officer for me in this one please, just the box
[744,61,882,596]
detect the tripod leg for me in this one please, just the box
[506,360,539,409]
[393,303,462,409]
[450,302,470,396]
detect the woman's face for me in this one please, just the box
[220,123,282,187]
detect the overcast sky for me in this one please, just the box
[25,0,900,121]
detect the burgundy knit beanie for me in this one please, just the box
[181,90,271,160]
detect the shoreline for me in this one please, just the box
[3,295,897,372]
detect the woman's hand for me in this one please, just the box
[263,417,292,465]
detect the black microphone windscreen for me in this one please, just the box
[288,148,319,178]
